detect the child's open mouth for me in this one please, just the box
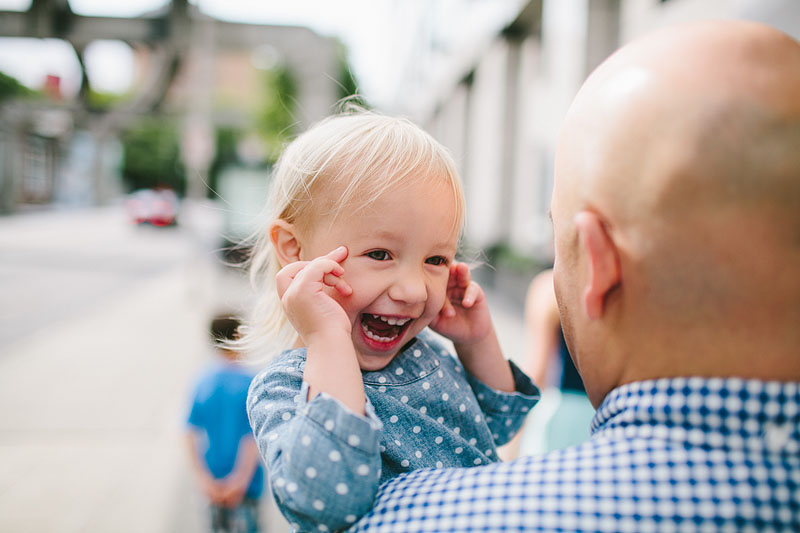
[360,314,412,345]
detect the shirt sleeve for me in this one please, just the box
[465,360,539,446]
[186,376,205,429]
[247,358,384,532]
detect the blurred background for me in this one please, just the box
[1,0,798,531]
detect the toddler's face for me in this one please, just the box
[298,179,460,371]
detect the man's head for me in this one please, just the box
[551,21,800,408]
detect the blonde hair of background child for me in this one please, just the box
[238,109,466,360]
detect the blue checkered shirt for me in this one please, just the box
[349,377,800,532]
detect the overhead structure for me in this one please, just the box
[0,0,340,208]
[0,0,339,123]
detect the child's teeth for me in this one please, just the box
[373,315,410,326]
[361,323,396,342]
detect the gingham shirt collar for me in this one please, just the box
[591,377,800,454]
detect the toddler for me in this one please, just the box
[244,111,539,532]
[187,316,264,533]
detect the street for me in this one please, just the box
[0,203,527,532]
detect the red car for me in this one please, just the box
[126,188,179,227]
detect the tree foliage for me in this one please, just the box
[209,45,365,185]
[0,71,38,103]
[207,127,241,199]
[120,118,186,195]
[336,44,369,109]
[86,88,128,111]
[256,64,298,163]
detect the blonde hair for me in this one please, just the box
[239,109,465,359]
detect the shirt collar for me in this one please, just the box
[591,377,800,453]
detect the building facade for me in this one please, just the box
[397,0,800,266]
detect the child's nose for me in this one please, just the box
[388,267,427,304]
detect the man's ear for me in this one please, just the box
[574,211,620,320]
[270,220,303,267]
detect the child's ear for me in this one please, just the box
[270,220,303,267]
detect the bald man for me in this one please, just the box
[349,21,800,532]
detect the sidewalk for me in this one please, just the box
[0,263,213,531]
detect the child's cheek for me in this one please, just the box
[433,280,450,314]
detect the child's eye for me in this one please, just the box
[366,250,391,261]
[426,256,449,266]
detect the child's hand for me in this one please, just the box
[276,246,353,343]
[430,262,493,346]
[219,476,249,508]
[199,474,227,504]
[431,262,514,393]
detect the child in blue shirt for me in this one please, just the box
[243,111,539,532]
[187,316,265,533]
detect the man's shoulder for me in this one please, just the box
[350,436,678,530]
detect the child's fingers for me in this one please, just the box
[276,246,349,298]
[461,281,483,308]
[448,262,472,288]
[323,272,353,296]
[276,261,310,297]
[303,245,349,282]
[296,258,344,285]
[440,296,456,318]
[307,246,350,293]
[326,245,349,263]
[447,263,459,285]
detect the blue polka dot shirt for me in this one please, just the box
[247,329,539,532]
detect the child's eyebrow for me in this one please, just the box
[435,243,459,256]
[369,230,402,242]
[365,230,457,252]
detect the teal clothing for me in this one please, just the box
[187,361,265,499]
[519,328,594,455]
